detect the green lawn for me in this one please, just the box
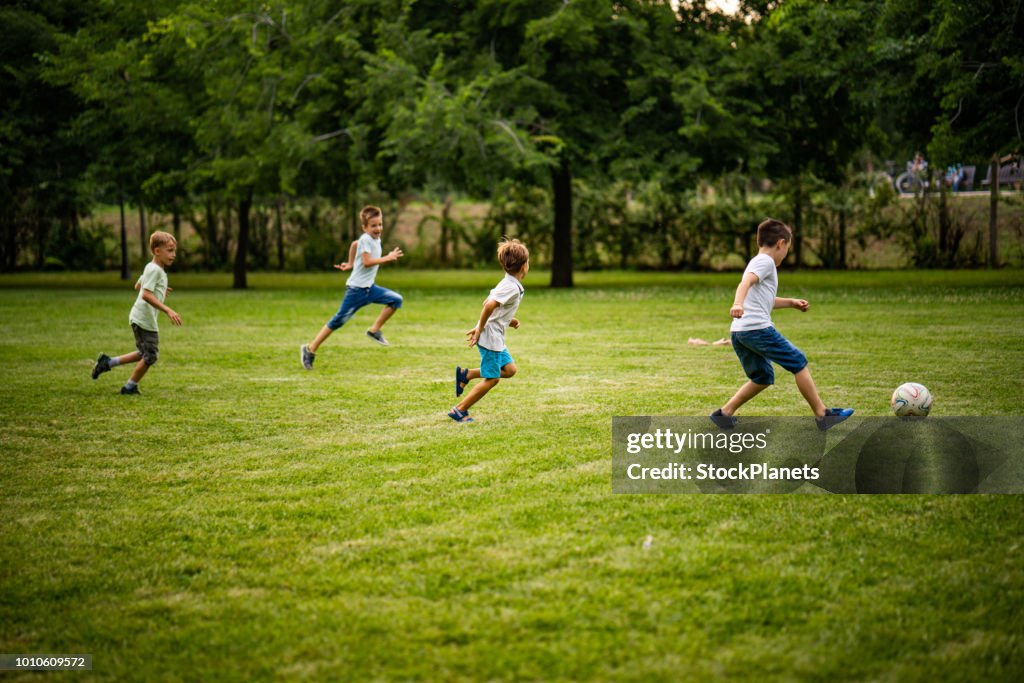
[1,270,1023,681]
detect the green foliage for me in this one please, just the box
[4,0,1023,276]
[483,183,553,264]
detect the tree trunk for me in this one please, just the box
[275,199,285,271]
[204,200,218,270]
[138,199,147,264]
[234,189,252,289]
[989,153,999,268]
[551,158,574,288]
[222,201,233,266]
[119,190,129,280]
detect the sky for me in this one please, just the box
[670,0,742,14]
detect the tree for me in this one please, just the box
[735,0,878,266]
[1,3,93,271]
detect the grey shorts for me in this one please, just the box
[131,323,159,365]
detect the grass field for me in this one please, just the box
[2,269,1023,681]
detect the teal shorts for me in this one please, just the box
[479,345,514,379]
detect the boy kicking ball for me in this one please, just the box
[711,219,853,431]
[449,238,529,423]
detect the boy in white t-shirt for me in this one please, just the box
[301,206,404,369]
[449,238,529,423]
[711,219,853,431]
[91,231,182,395]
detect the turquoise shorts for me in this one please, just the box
[479,345,514,379]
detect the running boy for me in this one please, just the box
[301,206,403,369]
[711,219,853,431]
[92,231,182,394]
[449,238,529,423]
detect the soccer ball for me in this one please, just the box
[891,382,933,417]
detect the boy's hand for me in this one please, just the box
[334,262,352,271]
[792,298,809,312]
[465,327,480,347]
[166,308,183,326]
[509,318,520,329]
[387,247,404,262]
[730,304,744,318]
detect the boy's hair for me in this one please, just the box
[150,231,176,251]
[360,205,382,226]
[497,237,529,274]
[756,219,792,247]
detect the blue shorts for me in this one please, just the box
[478,346,514,379]
[731,327,808,386]
[326,285,403,330]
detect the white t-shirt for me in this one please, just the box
[730,253,777,332]
[129,261,168,332]
[346,232,381,288]
[478,273,525,352]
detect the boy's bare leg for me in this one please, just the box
[794,367,827,417]
[117,351,142,365]
[129,359,150,384]
[457,378,499,412]
[368,306,397,334]
[722,380,770,416]
[457,363,517,411]
[308,325,333,353]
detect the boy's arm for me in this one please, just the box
[141,289,183,326]
[334,240,359,271]
[361,246,404,267]
[774,297,809,312]
[730,272,759,318]
[465,299,500,347]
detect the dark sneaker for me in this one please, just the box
[710,408,737,430]
[301,344,315,370]
[455,366,469,397]
[366,330,389,346]
[120,384,141,395]
[817,407,854,432]
[92,353,112,380]
[448,407,473,423]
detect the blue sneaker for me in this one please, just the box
[455,366,468,397]
[817,407,854,432]
[710,408,737,430]
[448,407,473,423]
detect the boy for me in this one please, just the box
[92,231,182,394]
[301,205,404,369]
[711,219,853,431]
[449,238,529,423]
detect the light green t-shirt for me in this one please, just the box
[129,261,168,332]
